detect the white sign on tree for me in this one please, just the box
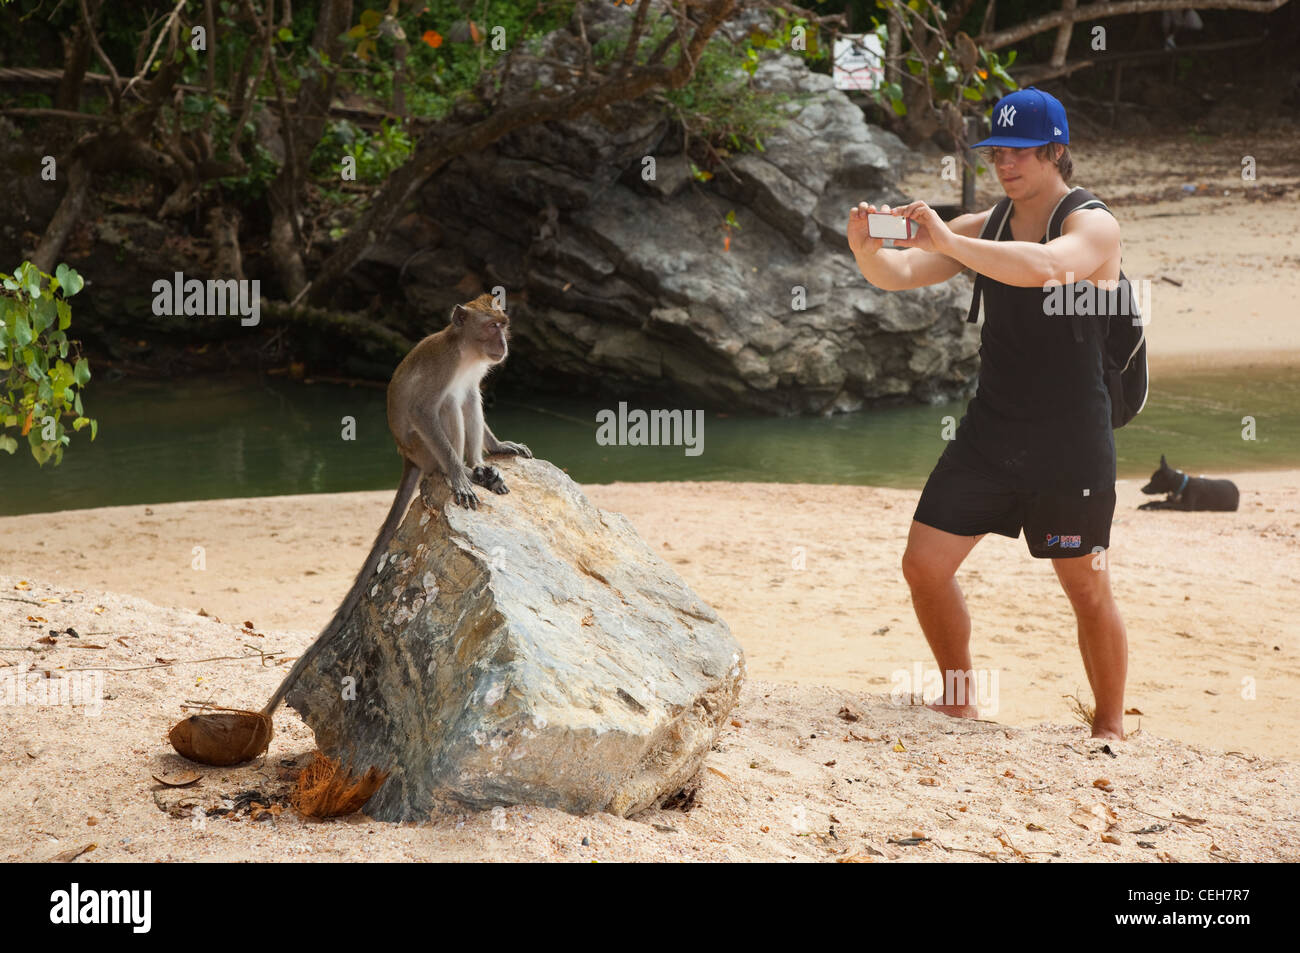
[833,33,884,91]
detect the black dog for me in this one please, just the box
[1138,455,1239,511]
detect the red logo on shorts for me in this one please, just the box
[1045,533,1082,548]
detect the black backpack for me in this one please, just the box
[965,186,1149,429]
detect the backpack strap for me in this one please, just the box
[1045,186,1100,242]
[1045,187,1109,343]
[965,197,1013,324]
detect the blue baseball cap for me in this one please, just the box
[973,86,1069,148]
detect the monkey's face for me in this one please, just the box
[481,313,509,363]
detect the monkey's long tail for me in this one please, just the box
[259,458,422,717]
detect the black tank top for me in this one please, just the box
[946,204,1116,494]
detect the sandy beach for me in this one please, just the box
[4,465,1298,755]
[2,464,1298,862]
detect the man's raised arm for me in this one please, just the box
[849,202,991,291]
[891,200,1119,289]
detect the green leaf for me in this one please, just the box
[277,27,293,42]
[90,418,98,441]
[73,416,90,431]
[962,85,983,101]
[359,8,381,29]
[1005,50,1017,66]
[31,295,55,333]
[74,357,91,386]
[56,298,71,329]
[51,359,72,388]
[55,264,83,297]
[0,434,17,454]
[891,98,907,116]
[14,314,32,347]
[18,262,41,298]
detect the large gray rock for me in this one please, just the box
[285,457,745,820]
[386,0,979,416]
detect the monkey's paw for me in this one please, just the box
[492,441,533,458]
[471,465,509,495]
[451,476,480,509]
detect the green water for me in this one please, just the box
[3,366,1298,516]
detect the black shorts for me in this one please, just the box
[913,446,1116,559]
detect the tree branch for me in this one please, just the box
[78,0,121,112]
[122,0,189,101]
[0,107,113,123]
[977,0,1290,52]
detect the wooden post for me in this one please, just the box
[886,6,902,90]
[1051,0,1078,68]
[1111,63,1123,129]
[962,115,979,212]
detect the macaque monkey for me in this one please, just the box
[259,294,532,717]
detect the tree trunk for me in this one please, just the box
[207,205,245,280]
[32,161,91,273]
[264,0,354,299]
[56,22,91,112]
[885,7,902,90]
[268,191,307,296]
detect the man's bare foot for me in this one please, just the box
[1091,725,1124,740]
[926,701,979,719]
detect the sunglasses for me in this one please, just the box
[978,146,1038,163]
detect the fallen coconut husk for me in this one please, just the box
[290,751,388,818]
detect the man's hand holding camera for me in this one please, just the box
[890,200,954,255]
[847,200,955,258]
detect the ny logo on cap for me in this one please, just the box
[998,104,1017,127]
[1054,126,1062,135]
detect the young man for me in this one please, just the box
[847,87,1127,740]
